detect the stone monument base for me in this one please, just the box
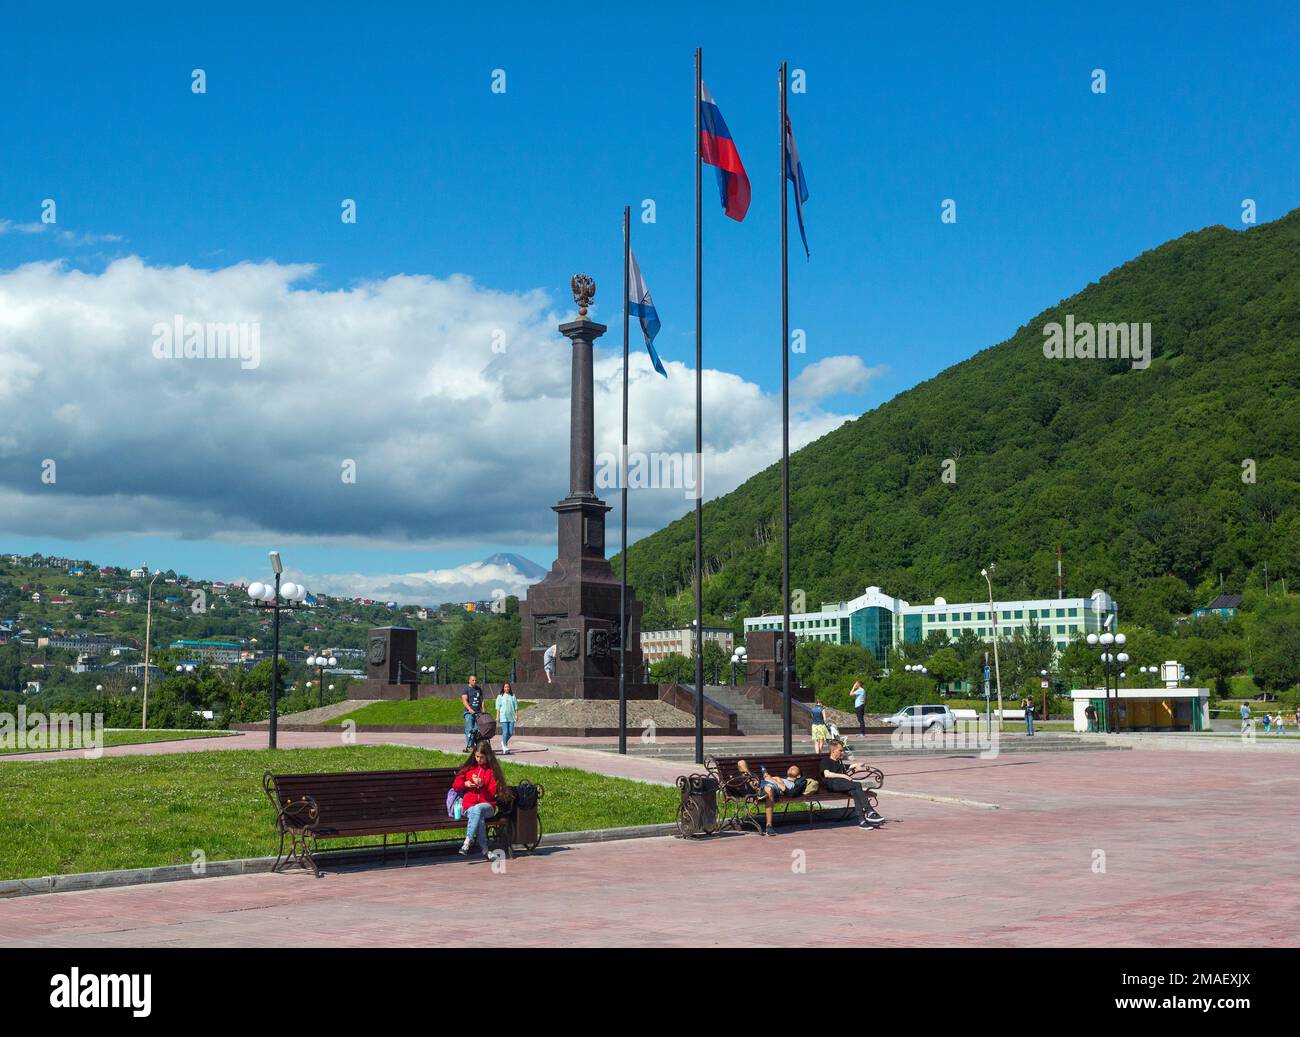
[351,678,419,701]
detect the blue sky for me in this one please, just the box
[1,2,1297,599]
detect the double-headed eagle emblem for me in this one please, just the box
[570,274,596,317]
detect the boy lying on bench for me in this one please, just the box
[736,759,808,837]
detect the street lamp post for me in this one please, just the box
[980,566,1004,731]
[905,663,928,709]
[730,646,747,687]
[307,651,338,708]
[1086,630,1128,733]
[247,551,308,750]
[141,569,162,730]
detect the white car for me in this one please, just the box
[883,704,956,731]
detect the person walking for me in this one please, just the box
[454,742,507,859]
[543,643,557,684]
[1240,702,1252,735]
[461,674,485,751]
[851,679,867,736]
[495,681,519,754]
[809,699,830,754]
[1084,702,1098,733]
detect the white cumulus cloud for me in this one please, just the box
[0,256,871,580]
[791,354,887,406]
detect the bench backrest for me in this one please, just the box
[712,754,827,789]
[269,768,459,827]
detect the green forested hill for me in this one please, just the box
[623,209,1300,630]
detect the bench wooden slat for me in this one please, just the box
[264,765,518,875]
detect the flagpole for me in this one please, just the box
[619,204,630,756]
[780,62,792,755]
[693,46,705,767]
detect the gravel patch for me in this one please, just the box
[244,700,369,727]
[520,699,724,729]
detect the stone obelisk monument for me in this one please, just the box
[517,276,653,699]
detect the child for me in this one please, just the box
[810,700,830,754]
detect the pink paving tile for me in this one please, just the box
[2,746,1297,946]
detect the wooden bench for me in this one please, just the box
[706,753,884,833]
[263,768,542,876]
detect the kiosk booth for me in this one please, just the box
[1071,661,1209,732]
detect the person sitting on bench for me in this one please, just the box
[737,759,804,837]
[821,741,883,829]
[453,742,508,859]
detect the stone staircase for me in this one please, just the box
[703,684,786,735]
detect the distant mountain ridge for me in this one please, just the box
[620,209,1300,630]
[481,553,547,581]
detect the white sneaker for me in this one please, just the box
[458,839,472,855]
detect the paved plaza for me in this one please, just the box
[2,740,1296,947]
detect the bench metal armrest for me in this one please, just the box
[263,771,319,833]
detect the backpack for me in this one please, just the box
[514,780,539,810]
[445,786,463,820]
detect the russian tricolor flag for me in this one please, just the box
[700,82,750,222]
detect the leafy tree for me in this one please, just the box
[651,653,694,685]
[806,643,878,700]
[1250,602,1300,694]
[925,646,964,691]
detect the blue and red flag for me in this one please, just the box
[700,82,750,222]
[784,114,810,257]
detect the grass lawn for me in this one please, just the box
[0,729,235,756]
[325,698,532,727]
[0,744,677,880]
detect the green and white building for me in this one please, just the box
[744,586,1117,663]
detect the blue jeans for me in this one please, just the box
[465,802,495,852]
[463,711,475,748]
[1025,714,1035,735]
[501,720,515,747]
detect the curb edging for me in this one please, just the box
[0,822,679,900]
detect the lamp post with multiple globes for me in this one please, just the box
[247,551,308,749]
[1086,630,1128,734]
[307,652,338,708]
